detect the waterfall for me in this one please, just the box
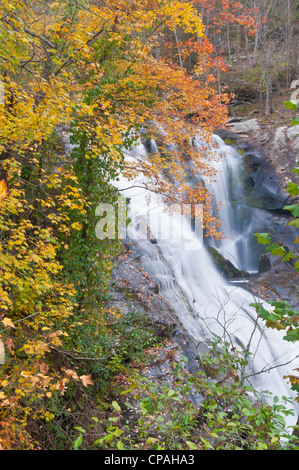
[197,134,259,274]
[114,134,299,430]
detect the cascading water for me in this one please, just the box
[114,134,299,430]
[196,134,260,274]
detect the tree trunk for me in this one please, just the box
[174,30,183,69]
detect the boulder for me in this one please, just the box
[258,251,295,275]
[249,156,289,211]
[208,247,249,279]
[273,125,299,154]
[225,118,260,135]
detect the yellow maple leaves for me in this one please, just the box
[163,0,205,36]
[0,0,233,450]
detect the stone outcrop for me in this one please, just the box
[208,246,249,279]
[226,118,260,136]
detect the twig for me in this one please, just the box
[24,27,56,50]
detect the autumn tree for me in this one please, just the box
[0,0,232,449]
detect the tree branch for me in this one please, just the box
[24,27,56,50]
[54,25,106,77]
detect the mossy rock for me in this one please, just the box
[208,247,249,279]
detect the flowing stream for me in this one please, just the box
[114,133,299,430]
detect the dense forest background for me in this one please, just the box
[0,0,298,450]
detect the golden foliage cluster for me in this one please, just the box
[0,0,236,449]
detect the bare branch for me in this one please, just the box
[24,27,56,50]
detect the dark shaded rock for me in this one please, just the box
[258,251,295,275]
[249,156,289,212]
[258,253,272,274]
[208,247,249,279]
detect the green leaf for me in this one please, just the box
[282,251,296,262]
[283,329,299,342]
[291,116,299,125]
[242,407,255,417]
[250,302,275,321]
[74,426,86,433]
[288,218,299,228]
[200,437,213,449]
[284,100,298,110]
[283,204,299,217]
[146,437,159,445]
[285,182,299,196]
[270,246,286,257]
[73,435,82,450]
[255,232,271,245]
[184,414,190,425]
[256,442,268,450]
[186,441,198,450]
[112,401,121,412]
[94,438,104,445]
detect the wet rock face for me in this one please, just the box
[248,269,299,310]
[258,253,272,274]
[223,114,298,201]
[245,149,289,212]
[208,247,249,279]
[218,128,290,212]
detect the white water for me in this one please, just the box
[114,135,299,430]
[197,134,259,273]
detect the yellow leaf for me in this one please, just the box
[63,368,79,380]
[2,318,16,329]
[80,374,93,387]
[21,371,32,378]
[0,180,7,200]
